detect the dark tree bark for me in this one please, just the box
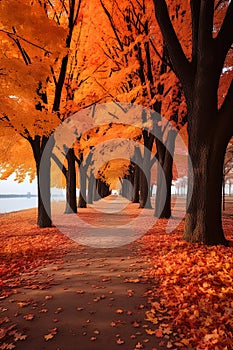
[132,163,140,203]
[87,171,95,204]
[76,150,93,207]
[139,128,154,208]
[132,147,142,203]
[94,178,101,201]
[121,164,134,201]
[155,130,177,218]
[153,0,233,245]
[78,163,87,208]
[103,181,111,197]
[222,174,226,211]
[29,135,53,228]
[64,148,77,213]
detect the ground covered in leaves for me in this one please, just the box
[0,198,233,350]
[139,204,233,350]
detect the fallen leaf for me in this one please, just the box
[155,329,163,338]
[76,307,84,311]
[23,314,34,321]
[133,321,140,328]
[166,341,173,349]
[116,338,125,345]
[0,328,7,340]
[0,318,10,326]
[39,308,48,313]
[124,278,140,283]
[44,328,57,341]
[44,333,54,341]
[17,302,30,308]
[146,329,156,336]
[0,343,16,350]
[101,277,111,282]
[116,309,124,314]
[12,331,27,341]
[54,307,63,314]
[127,289,134,297]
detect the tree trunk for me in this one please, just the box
[183,130,228,245]
[182,58,230,246]
[30,136,52,228]
[93,178,100,201]
[103,181,111,198]
[155,130,176,218]
[222,175,226,211]
[139,140,153,208]
[78,163,87,208]
[87,172,95,204]
[65,148,77,214]
[132,163,140,203]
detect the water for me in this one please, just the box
[0,195,66,214]
[0,197,38,213]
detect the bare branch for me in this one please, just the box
[0,28,51,54]
[216,1,233,61]
[51,153,67,177]
[149,39,173,71]
[100,0,124,51]
[153,0,192,94]
[74,0,82,26]
[59,0,68,15]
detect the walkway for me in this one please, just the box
[0,196,161,350]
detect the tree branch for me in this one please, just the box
[0,28,51,54]
[73,0,82,26]
[149,39,173,71]
[216,1,233,62]
[218,79,233,139]
[100,0,124,51]
[219,79,233,119]
[198,0,215,47]
[153,0,192,94]
[51,153,67,177]
[190,0,200,66]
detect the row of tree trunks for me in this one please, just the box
[96,178,111,198]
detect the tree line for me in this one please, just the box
[0,0,232,245]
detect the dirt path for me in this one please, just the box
[0,196,160,350]
[1,244,156,350]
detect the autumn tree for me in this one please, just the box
[97,0,188,215]
[153,0,233,245]
[0,0,68,227]
[0,127,35,184]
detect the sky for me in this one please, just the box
[0,174,37,194]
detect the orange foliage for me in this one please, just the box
[140,213,233,349]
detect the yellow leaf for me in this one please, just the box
[44,333,54,341]
[116,309,124,314]
[146,329,156,335]
[116,338,125,345]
